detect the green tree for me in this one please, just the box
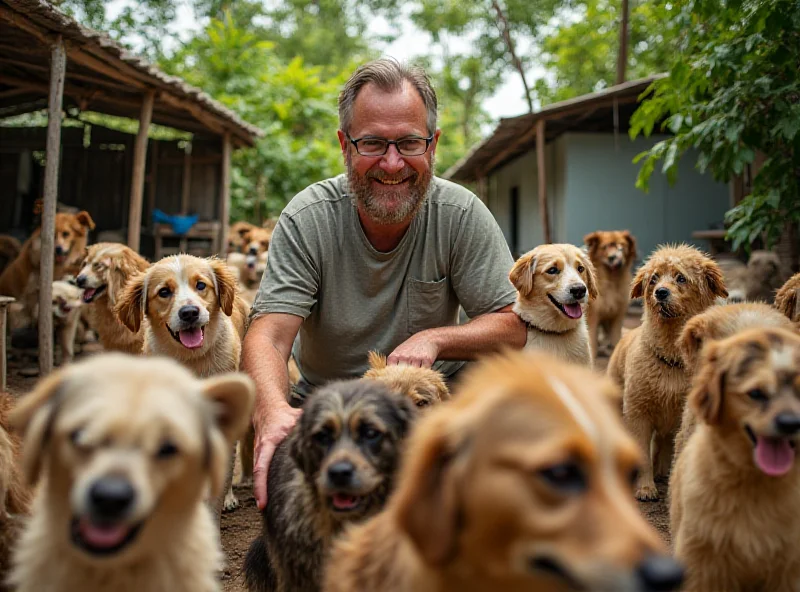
[629,0,800,252]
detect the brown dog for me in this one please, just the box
[584,230,637,358]
[8,353,254,592]
[509,244,598,366]
[362,351,450,409]
[775,272,800,324]
[670,327,800,591]
[325,351,684,592]
[228,221,256,254]
[608,244,727,500]
[0,235,21,277]
[75,243,150,354]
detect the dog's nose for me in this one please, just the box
[248,246,258,255]
[775,413,800,436]
[89,477,135,521]
[327,462,355,487]
[637,554,684,592]
[178,305,200,323]
[655,287,670,301]
[55,245,64,255]
[569,285,587,300]
[75,275,87,288]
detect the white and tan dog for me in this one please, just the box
[509,244,598,367]
[8,353,255,592]
[51,280,85,365]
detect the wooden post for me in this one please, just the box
[180,144,192,253]
[536,119,551,244]
[39,37,66,377]
[218,133,232,257]
[147,140,159,227]
[127,91,155,252]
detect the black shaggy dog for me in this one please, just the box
[244,378,415,592]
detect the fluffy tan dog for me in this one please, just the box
[51,280,85,365]
[509,244,598,367]
[584,230,637,358]
[608,244,727,500]
[670,327,800,592]
[8,354,254,592]
[75,243,150,354]
[775,272,800,323]
[362,351,450,408]
[325,351,684,592]
[228,221,256,254]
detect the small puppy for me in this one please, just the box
[76,243,150,354]
[228,221,256,254]
[52,280,85,365]
[325,351,684,592]
[608,244,727,500]
[362,351,450,409]
[584,230,637,358]
[775,272,800,323]
[244,379,414,592]
[8,353,255,592]
[509,244,598,366]
[670,328,800,592]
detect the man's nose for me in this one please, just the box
[380,144,406,174]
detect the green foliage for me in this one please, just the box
[630,0,800,251]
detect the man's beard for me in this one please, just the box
[347,154,434,225]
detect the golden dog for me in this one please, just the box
[325,351,684,592]
[75,243,150,354]
[775,272,800,324]
[509,244,598,367]
[228,221,256,254]
[670,327,800,592]
[584,230,637,358]
[8,353,254,592]
[362,351,450,409]
[608,244,727,500]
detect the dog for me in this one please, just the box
[509,244,598,367]
[362,351,450,409]
[8,353,255,592]
[670,327,800,591]
[775,272,800,324]
[51,280,85,365]
[244,379,414,592]
[0,235,21,277]
[608,244,727,500]
[228,221,256,254]
[724,250,788,304]
[75,243,150,354]
[583,230,637,358]
[325,350,684,592]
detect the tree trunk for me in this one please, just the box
[491,0,534,113]
[616,0,630,85]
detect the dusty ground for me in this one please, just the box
[4,307,669,592]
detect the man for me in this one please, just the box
[242,58,527,510]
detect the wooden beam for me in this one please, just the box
[147,140,159,226]
[218,133,232,257]
[127,91,154,252]
[67,48,147,90]
[481,120,539,176]
[536,119,551,244]
[181,145,192,214]
[39,36,66,377]
[0,5,51,44]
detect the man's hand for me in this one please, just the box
[388,331,440,368]
[253,404,303,510]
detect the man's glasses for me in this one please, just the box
[346,133,434,157]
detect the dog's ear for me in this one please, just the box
[508,252,538,296]
[115,271,147,333]
[367,351,387,370]
[108,252,149,307]
[75,211,96,232]
[209,258,237,316]
[10,370,67,484]
[703,259,728,299]
[775,276,799,321]
[579,251,599,301]
[200,373,255,498]
[623,231,638,261]
[583,232,600,257]
[688,342,726,425]
[679,315,707,371]
[630,264,648,299]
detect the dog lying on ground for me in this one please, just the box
[362,351,450,409]
[51,280,85,365]
[584,230,638,358]
[244,379,414,592]
[608,244,727,501]
[670,327,800,592]
[8,353,255,592]
[75,243,150,354]
[325,350,684,592]
[509,244,598,367]
[0,235,21,277]
[775,272,800,324]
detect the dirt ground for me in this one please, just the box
[4,307,670,592]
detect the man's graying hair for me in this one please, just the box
[338,58,438,136]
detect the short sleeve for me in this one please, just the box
[449,196,517,318]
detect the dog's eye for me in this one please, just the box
[576,265,585,273]
[546,266,559,275]
[360,426,383,444]
[62,231,69,238]
[196,281,206,291]
[676,274,686,284]
[539,462,586,493]
[415,400,430,408]
[650,274,659,285]
[158,287,172,298]
[156,441,179,459]
[748,388,769,402]
[313,430,334,447]
[262,241,269,249]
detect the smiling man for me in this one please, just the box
[242,58,527,510]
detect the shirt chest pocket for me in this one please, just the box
[407,277,449,334]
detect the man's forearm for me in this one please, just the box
[241,325,292,427]
[428,307,527,360]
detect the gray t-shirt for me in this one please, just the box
[251,174,516,386]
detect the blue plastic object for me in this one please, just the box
[152,208,199,235]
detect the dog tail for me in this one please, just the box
[243,535,276,592]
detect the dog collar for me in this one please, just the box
[522,318,574,336]
[651,348,684,369]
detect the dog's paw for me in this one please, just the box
[223,490,240,512]
[635,483,660,501]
